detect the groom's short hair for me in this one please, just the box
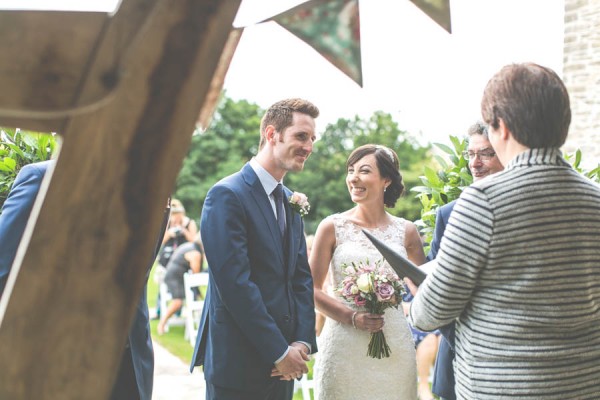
[259,98,319,150]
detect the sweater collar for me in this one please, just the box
[505,148,570,170]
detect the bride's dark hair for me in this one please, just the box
[346,144,404,208]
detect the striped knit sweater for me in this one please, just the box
[409,148,600,399]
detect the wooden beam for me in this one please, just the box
[0,0,241,398]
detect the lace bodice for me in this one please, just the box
[328,213,408,301]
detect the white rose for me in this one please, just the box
[356,273,372,292]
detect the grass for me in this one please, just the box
[147,264,196,364]
[147,263,314,399]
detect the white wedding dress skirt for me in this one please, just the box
[314,214,417,400]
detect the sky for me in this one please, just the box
[0,0,565,144]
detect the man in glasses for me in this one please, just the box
[428,121,503,400]
[410,62,600,399]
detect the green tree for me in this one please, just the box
[412,136,600,251]
[287,112,431,233]
[411,136,470,249]
[174,96,263,220]
[0,128,59,209]
[174,98,430,232]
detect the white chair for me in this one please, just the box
[183,271,209,345]
[293,357,315,400]
[158,281,185,332]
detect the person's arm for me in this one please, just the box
[310,219,352,324]
[309,218,383,333]
[184,250,202,274]
[404,221,426,266]
[0,163,47,296]
[290,226,317,353]
[161,223,172,245]
[181,218,198,242]
[409,188,493,331]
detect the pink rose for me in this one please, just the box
[376,282,395,302]
[289,192,310,217]
[354,295,367,307]
[341,282,354,298]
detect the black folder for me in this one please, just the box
[362,229,427,286]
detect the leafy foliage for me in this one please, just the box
[174,97,431,233]
[410,136,470,248]
[0,128,59,208]
[282,111,431,233]
[564,149,600,183]
[174,96,263,219]
[412,137,600,250]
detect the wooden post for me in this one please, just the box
[0,0,241,398]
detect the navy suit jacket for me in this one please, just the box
[428,201,456,400]
[0,160,157,400]
[0,161,52,295]
[191,163,317,392]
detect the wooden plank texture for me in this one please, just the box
[0,0,241,398]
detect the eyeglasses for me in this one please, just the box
[462,149,496,161]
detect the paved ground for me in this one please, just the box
[152,340,205,400]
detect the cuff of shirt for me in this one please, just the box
[295,341,311,354]
[274,346,291,365]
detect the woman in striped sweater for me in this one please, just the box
[409,63,600,399]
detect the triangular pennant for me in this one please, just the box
[266,0,362,87]
[410,0,452,33]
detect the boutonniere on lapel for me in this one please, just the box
[289,192,310,217]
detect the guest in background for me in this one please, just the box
[409,63,600,399]
[0,160,167,400]
[429,121,504,400]
[157,199,197,267]
[0,161,53,297]
[157,234,204,335]
[154,198,197,319]
[403,303,440,400]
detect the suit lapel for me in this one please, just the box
[242,164,286,264]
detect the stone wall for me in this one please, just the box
[563,0,600,166]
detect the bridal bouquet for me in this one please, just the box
[337,258,405,359]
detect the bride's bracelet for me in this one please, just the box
[351,311,358,329]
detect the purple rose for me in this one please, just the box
[341,282,354,298]
[376,282,395,302]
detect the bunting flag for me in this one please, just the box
[265,0,363,87]
[409,0,452,33]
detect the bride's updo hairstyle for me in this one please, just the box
[346,144,404,208]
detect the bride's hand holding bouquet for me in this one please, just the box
[337,258,406,359]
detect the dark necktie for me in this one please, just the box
[272,183,286,238]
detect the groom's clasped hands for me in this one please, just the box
[270,342,311,381]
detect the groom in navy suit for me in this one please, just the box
[191,98,319,400]
[0,160,167,400]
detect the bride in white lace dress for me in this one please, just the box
[310,145,426,400]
